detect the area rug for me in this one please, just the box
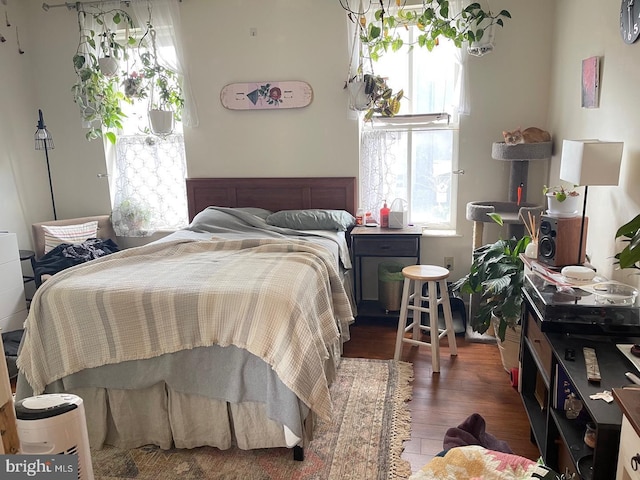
[91,358,414,480]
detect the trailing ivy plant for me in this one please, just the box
[71,9,184,142]
[72,8,136,143]
[341,1,510,119]
[343,1,511,61]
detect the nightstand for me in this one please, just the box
[350,225,422,318]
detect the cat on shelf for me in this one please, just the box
[502,127,551,145]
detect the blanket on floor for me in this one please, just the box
[443,413,513,453]
[409,446,560,480]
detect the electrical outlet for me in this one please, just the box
[444,256,454,270]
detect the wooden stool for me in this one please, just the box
[393,265,458,372]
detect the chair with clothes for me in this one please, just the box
[31,215,118,287]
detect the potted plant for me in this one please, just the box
[346,73,403,121]
[341,1,509,119]
[138,23,184,136]
[543,184,580,215]
[341,1,511,61]
[615,213,640,271]
[452,214,530,372]
[111,198,152,236]
[72,8,136,143]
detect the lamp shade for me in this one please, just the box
[559,139,623,186]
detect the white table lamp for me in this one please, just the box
[559,139,624,264]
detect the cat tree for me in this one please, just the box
[466,141,551,251]
[464,141,550,339]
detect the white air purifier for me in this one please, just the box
[15,394,94,480]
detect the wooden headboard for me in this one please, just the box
[186,177,357,221]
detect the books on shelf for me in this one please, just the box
[553,363,578,410]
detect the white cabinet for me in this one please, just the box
[617,415,640,480]
[0,233,28,332]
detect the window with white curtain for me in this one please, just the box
[107,45,189,237]
[103,0,193,237]
[359,25,462,231]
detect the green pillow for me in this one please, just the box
[266,209,355,231]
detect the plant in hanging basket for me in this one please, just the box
[350,73,403,121]
[138,44,184,120]
[341,1,511,61]
[71,8,136,143]
[122,71,147,100]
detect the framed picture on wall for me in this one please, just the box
[581,56,600,108]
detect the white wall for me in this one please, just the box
[12,0,640,289]
[547,0,640,289]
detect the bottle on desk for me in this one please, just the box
[356,208,364,226]
[380,200,390,228]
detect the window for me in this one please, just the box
[106,45,189,237]
[359,26,461,230]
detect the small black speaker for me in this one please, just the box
[537,215,588,267]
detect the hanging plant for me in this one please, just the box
[346,73,403,121]
[342,1,511,61]
[135,20,184,136]
[341,1,510,119]
[71,7,136,143]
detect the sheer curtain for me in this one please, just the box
[105,0,191,237]
[108,135,187,236]
[358,2,468,224]
[131,0,199,128]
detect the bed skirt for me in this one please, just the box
[69,382,315,451]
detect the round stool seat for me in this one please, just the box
[402,265,450,281]
[394,264,457,372]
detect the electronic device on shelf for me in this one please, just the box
[523,274,640,335]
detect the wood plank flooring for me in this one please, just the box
[341,317,541,474]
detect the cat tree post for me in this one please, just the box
[464,141,551,336]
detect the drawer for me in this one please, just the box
[618,416,640,480]
[526,313,552,380]
[353,237,419,257]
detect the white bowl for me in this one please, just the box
[592,282,638,305]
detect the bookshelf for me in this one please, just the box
[520,277,640,479]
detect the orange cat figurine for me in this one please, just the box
[502,127,551,145]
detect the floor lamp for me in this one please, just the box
[34,109,57,220]
[559,139,624,265]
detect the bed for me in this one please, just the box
[16,177,358,459]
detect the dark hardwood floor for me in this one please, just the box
[341,317,541,474]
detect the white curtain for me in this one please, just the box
[109,135,188,237]
[358,2,468,217]
[131,0,199,128]
[360,129,404,220]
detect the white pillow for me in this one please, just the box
[42,221,99,254]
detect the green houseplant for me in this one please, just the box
[342,1,511,61]
[615,213,640,271]
[452,214,531,371]
[72,8,136,143]
[543,184,580,214]
[342,1,510,120]
[347,73,403,121]
[452,214,530,370]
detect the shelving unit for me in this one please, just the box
[520,276,640,479]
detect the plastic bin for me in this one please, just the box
[378,262,405,312]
